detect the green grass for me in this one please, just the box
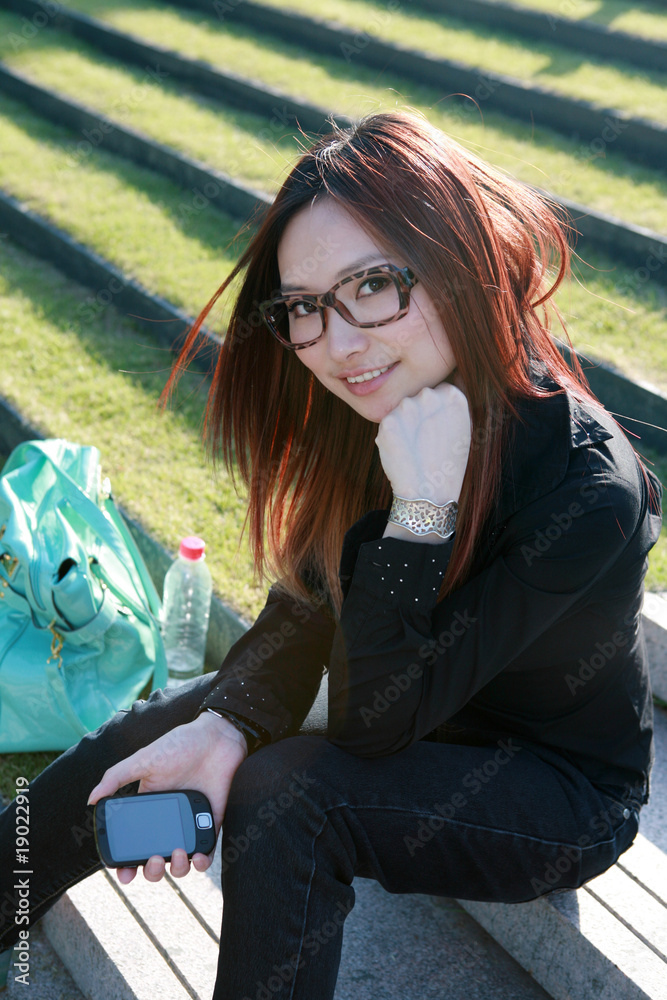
[2,9,666,239]
[561,248,667,396]
[0,13,300,194]
[0,240,263,622]
[250,0,667,123]
[497,0,667,42]
[0,752,60,801]
[0,93,247,317]
[0,86,665,391]
[61,0,667,123]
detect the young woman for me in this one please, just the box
[0,111,662,999]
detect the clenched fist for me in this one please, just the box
[375,383,471,505]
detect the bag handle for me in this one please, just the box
[60,486,154,617]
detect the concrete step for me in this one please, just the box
[643,591,667,703]
[2,923,84,1000]
[32,701,667,1000]
[456,703,667,1000]
[39,853,553,1000]
[33,684,552,1000]
[33,701,667,1000]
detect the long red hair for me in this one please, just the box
[164,111,594,615]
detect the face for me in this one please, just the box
[276,198,459,423]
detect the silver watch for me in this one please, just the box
[388,496,458,540]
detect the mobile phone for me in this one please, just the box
[93,789,216,868]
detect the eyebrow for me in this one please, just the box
[280,253,387,294]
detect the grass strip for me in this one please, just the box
[562,247,667,397]
[3,11,665,239]
[0,92,248,317]
[63,0,667,124]
[0,239,262,619]
[0,750,60,799]
[491,0,667,42]
[0,89,665,390]
[0,13,300,194]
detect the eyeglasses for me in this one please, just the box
[259,263,419,350]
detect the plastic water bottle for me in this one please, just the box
[161,536,212,687]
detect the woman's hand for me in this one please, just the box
[87,711,248,885]
[375,382,471,504]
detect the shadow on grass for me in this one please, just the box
[0,93,259,260]
[578,0,666,30]
[0,752,62,800]
[3,0,667,225]
[0,235,212,438]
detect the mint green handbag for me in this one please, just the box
[0,439,167,751]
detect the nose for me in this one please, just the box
[323,306,369,360]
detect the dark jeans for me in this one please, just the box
[0,675,639,1000]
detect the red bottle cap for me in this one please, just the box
[179,536,206,560]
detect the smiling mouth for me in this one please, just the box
[345,365,392,384]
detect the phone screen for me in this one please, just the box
[105,795,190,864]
[94,790,216,866]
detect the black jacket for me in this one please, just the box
[201,383,662,805]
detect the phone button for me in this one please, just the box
[196,813,213,829]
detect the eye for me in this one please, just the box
[287,299,318,318]
[357,275,391,298]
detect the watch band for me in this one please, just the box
[204,708,269,754]
[388,496,458,539]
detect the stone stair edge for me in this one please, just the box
[41,872,196,1000]
[2,184,667,459]
[37,820,667,1000]
[1,60,665,282]
[2,0,666,170]
[412,0,667,72]
[456,847,667,1000]
[156,0,667,169]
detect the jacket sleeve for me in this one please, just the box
[200,586,335,742]
[326,442,656,757]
